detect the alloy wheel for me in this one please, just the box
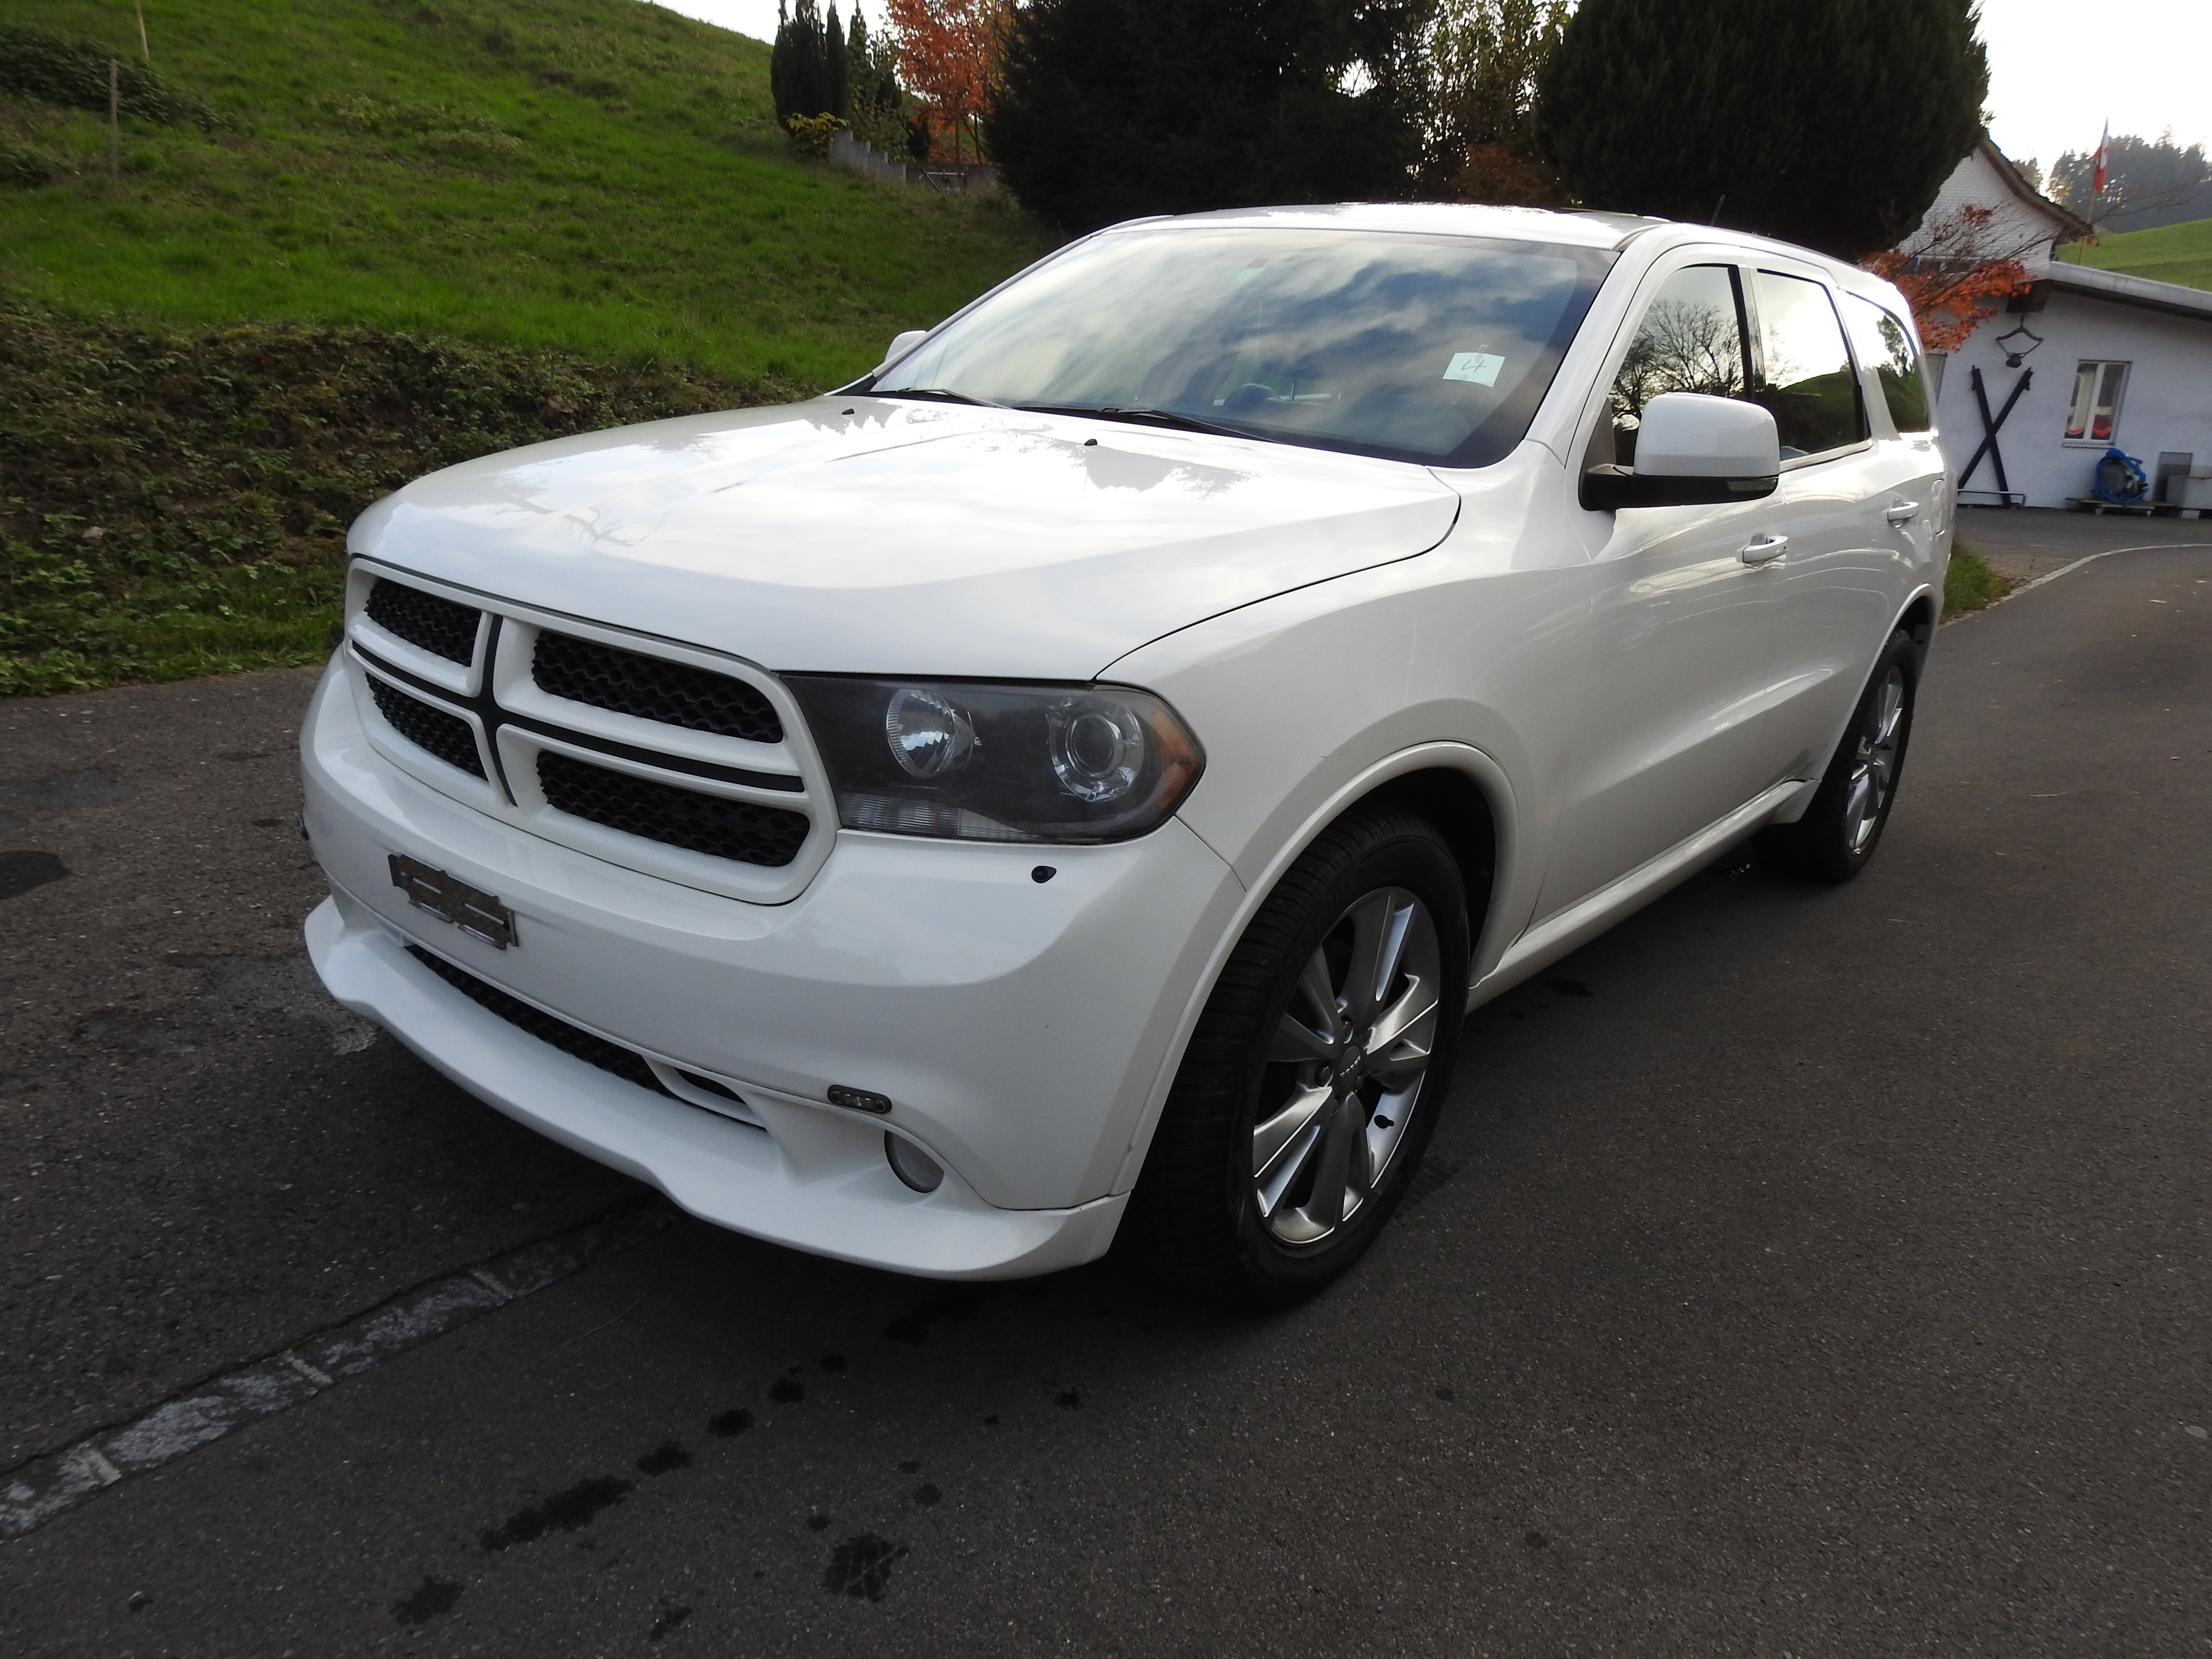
[1843,665,1907,854]
[1251,887,1443,1246]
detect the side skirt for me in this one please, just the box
[1465,777,1817,1012]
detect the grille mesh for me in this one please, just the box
[537,751,808,867]
[366,578,481,665]
[532,632,783,744]
[368,677,485,778]
[406,946,671,1097]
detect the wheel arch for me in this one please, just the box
[1107,742,1518,1196]
[1896,586,1938,654]
[1363,765,1499,949]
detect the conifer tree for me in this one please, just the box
[1534,0,1987,256]
[770,0,836,123]
[985,0,1433,232]
[825,3,848,123]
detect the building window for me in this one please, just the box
[2063,361,2129,444]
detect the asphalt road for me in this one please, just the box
[3,528,2208,1655]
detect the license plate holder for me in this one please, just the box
[389,854,517,950]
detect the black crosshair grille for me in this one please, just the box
[366,578,481,665]
[532,631,783,744]
[406,945,673,1098]
[367,677,485,778]
[536,752,808,867]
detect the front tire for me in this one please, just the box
[1123,805,1469,1307]
[1758,629,1919,882]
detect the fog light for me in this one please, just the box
[885,1133,944,1193]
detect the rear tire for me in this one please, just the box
[1758,629,1919,883]
[1122,805,1469,1307]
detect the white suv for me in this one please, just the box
[303,204,1949,1304]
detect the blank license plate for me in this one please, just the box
[389,854,517,950]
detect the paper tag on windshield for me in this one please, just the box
[1443,351,1505,386]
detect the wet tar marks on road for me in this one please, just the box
[897,1458,922,1473]
[913,1482,941,1507]
[819,1352,847,1372]
[823,1533,909,1600]
[1400,1156,1462,1210]
[72,1006,204,1056]
[165,950,379,1054]
[480,1474,636,1551]
[635,1440,693,1476]
[768,1377,805,1404]
[392,1576,464,1625]
[0,849,68,900]
[1055,1388,1083,1409]
[648,1604,692,1641]
[806,1511,833,1532]
[1434,1386,1456,1402]
[0,765,130,828]
[1524,1531,1550,1550]
[707,1407,754,1437]
[1546,977,1594,998]
[884,1286,985,1345]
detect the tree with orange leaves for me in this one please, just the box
[1862,205,2037,354]
[884,0,1007,163]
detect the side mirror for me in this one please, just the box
[875,328,930,375]
[1583,391,1781,510]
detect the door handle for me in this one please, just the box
[1738,533,1789,564]
[1885,501,1920,524]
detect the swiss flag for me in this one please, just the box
[2092,121,2110,199]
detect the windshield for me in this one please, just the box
[869,225,1613,469]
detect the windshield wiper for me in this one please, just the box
[1020,403,1256,440]
[871,386,1013,409]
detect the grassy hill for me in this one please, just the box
[0,0,1048,381]
[0,0,1054,694]
[2058,216,2212,294]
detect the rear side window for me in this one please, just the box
[1751,271,1866,458]
[1596,263,1751,470]
[1843,293,1933,433]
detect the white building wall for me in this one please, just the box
[1904,147,2063,263]
[1933,289,2212,508]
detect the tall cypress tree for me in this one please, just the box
[770,0,837,123]
[825,3,848,120]
[1534,0,1986,257]
[984,0,1435,234]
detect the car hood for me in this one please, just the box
[349,398,1462,679]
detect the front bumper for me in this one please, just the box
[300,658,1243,1278]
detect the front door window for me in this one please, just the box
[1595,263,1749,469]
[1750,271,1866,459]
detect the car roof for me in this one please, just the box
[1131,202,1657,251]
[1120,203,1887,297]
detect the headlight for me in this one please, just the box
[784,677,1204,843]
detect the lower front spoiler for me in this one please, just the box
[305,896,1128,1281]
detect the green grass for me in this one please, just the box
[2057,216,2212,294]
[0,300,796,696]
[0,0,1058,694]
[0,0,1052,382]
[1943,541,2011,618]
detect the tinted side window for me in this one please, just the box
[1599,264,1749,469]
[1751,271,1865,458]
[1843,293,1932,433]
